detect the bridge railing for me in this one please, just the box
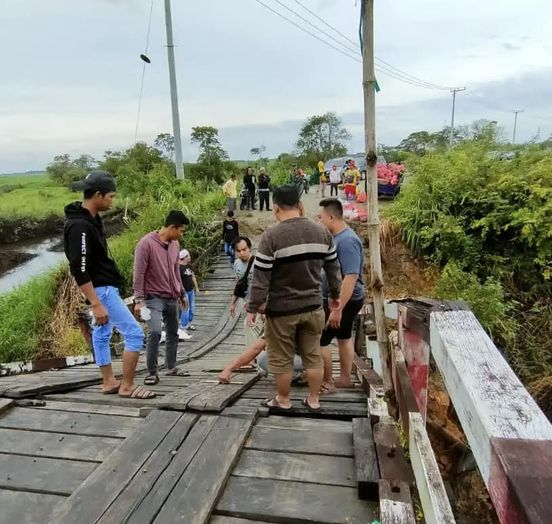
[385,298,552,524]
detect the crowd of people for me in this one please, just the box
[222,166,272,212]
[64,167,365,406]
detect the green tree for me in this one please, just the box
[295,112,351,166]
[154,133,175,160]
[190,126,229,184]
[46,154,97,186]
[250,145,267,166]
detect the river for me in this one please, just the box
[0,238,65,295]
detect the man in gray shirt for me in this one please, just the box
[318,198,365,393]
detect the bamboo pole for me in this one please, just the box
[362,0,392,396]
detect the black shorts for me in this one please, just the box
[320,299,364,346]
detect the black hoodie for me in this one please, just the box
[63,202,124,289]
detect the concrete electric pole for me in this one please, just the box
[164,0,184,179]
[449,87,466,148]
[361,0,392,395]
[512,109,524,145]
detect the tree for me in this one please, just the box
[154,133,175,160]
[190,126,229,184]
[250,145,267,166]
[295,112,351,166]
[46,153,97,186]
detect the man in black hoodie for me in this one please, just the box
[64,170,155,400]
[258,167,271,211]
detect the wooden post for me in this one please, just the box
[362,0,392,396]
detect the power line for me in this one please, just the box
[253,0,363,64]
[289,0,451,90]
[255,0,453,91]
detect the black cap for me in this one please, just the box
[74,170,116,193]
[273,184,300,207]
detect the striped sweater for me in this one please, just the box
[247,217,342,316]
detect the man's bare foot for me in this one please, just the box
[101,380,120,394]
[319,381,337,395]
[334,377,354,388]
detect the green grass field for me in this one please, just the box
[0,173,75,219]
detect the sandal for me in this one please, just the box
[302,397,321,413]
[144,374,159,386]
[119,386,157,399]
[319,381,337,395]
[164,367,190,377]
[261,397,292,410]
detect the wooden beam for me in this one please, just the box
[352,418,379,500]
[430,307,552,523]
[408,412,455,524]
[373,421,415,487]
[353,353,384,398]
[0,398,14,415]
[379,480,415,524]
[367,397,389,425]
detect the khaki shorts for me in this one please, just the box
[264,308,325,374]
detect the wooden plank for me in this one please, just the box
[379,480,416,524]
[368,397,389,425]
[408,412,455,524]
[216,476,378,524]
[393,356,420,438]
[0,427,120,462]
[97,413,199,524]
[352,418,379,500]
[128,415,219,523]
[158,382,208,410]
[135,415,255,524]
[44,391,166,409]
[210,517,272,524]
[33,400,143,417]
[489,437,552,524]
[353,353,384,398]
[0,453,95,496]
[187,373,262,412]
[246,426,353,457]
[0,407,138,438]
[52,410,184,524]
[233,449,356,487]
[430,308,552,519]
[0,489,65,524]
[0,398,14,414]
[373,421,415,486]
[1,372,101,398]
[256,415,352,434]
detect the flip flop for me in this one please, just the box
[164,367,190,377]
[319,382,337,395]
[302,397,321,413]
[119,386,156,399]
[261,397,292,410]
[102,385,120,395]
[144,374,159,385]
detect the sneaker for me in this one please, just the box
[160,331,166,343]
[178,328,192,341]
[186,324,196,331]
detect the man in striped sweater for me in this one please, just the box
[247,184,342,411]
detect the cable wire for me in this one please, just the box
[274,0,452,90]
[134,0,155,143]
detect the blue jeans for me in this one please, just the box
[180,290,196,328]
[224,242,235,264]
[92,286,143,367]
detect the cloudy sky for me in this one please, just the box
[1,0,551,172]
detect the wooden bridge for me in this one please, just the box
[0,255,551,523]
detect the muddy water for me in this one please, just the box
[0,237,65,294]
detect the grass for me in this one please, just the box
[0,173,75,219]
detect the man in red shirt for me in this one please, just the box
[133,210,190,384]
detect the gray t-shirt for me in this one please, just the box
[234,256,254,299]
[323,227,364,302]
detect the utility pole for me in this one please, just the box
[449,87,466,148]
[512,109,524,145]
[362,0,392,395]
[164,0,184,179]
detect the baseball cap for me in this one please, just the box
[74,170,116,193]
[179,249,190,259]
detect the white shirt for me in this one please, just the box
[329,169,342,184]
